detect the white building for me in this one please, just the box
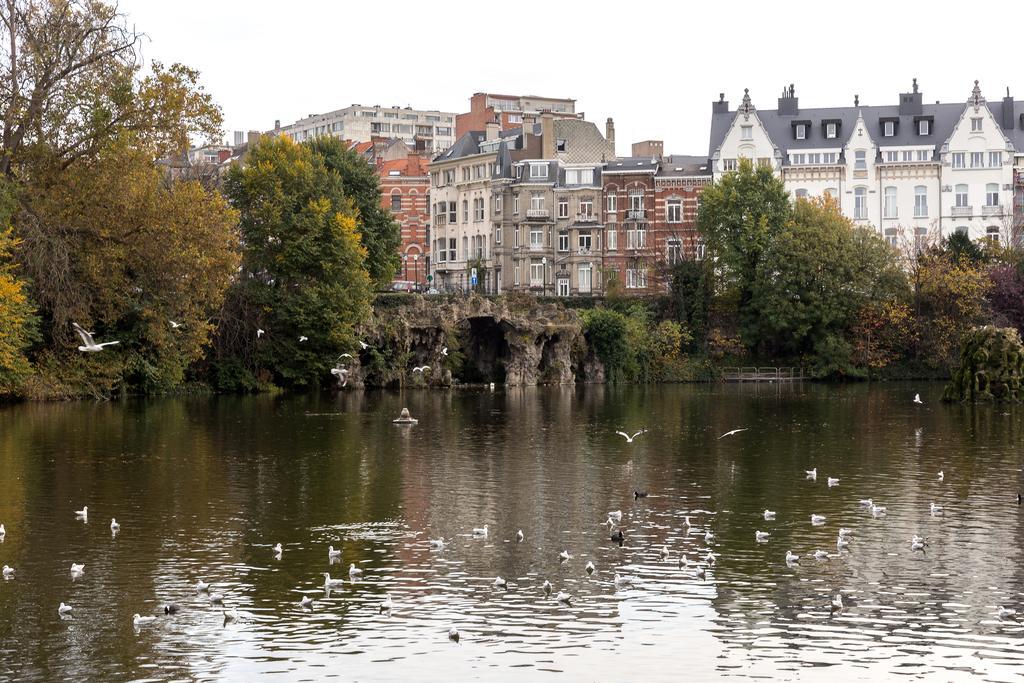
[708,80,1024,245]
[274,104,457,153]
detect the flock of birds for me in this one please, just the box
[4,385,1022,648]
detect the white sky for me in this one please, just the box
[120,0,1023,157]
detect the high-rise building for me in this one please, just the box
[274,104,458,153]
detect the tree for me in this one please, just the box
[912,251,990,369]
[581,307,629,381]
[217,136,372,390]
[750,196,907,374]
[695,158,791,348]
[306,137,400,287]
[988,262,1024,333]
[667,257,713,348]
[0,223,34,392]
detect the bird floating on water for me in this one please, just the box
[871,504,887,516]
[163,604,180,614]
[763,510,776,520]
[806,468,817,480]
[811,514,826,525]
[75,506,88,521]
[195,580,210,592]
[814,550,830,561]
[448,626,460,642]
[937,470,944,481]
[328,546,341,560]
[610,529,624,546]
[705,551,716,566]
[930,503,943,515]
[827,477,840,487]
[223,608,239,624]
[133,614,156,626]
[585,561,595,576]
[272,543,283,557]
[659,545,670,559]
[542,580,552,595]
[110,518,120,533]
[58,602,73,615]
[209,593,224,604]
[349,563,363,579]
[755,530,770,542]
[704,530,715,543]
[380,595,393,613]
[913,393,923,404]
[322,573,344,588]
[0,523,5,538]
[616,429,647,443]
[830,594,844,614]
[607,510,623,525]
[786,551,800,564]
[998,606,1017,619]
[70,563,84,575]
[516,529,524,543]
[472,525,488,537]
[634,490,648,500]
[300,595,314,608]
[559,550,571,562]
[836,536,850,549]
[429,538,446,549]
[493,576,508,588]
[392,408,418,424]
[2,565,14,578]
[859,498,873,507]
[556,591,572,605]
[695,564,707,580]
[72,323,120,352]
[719,428,748,439]
[911,535,926,551]
[614,574,635,587]
[838,528,853,537]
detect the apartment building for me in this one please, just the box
[708,80,1024,246]
[379,150,430,288]
[455,92,581,139]
[274,104,457,153]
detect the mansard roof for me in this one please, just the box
[709,94,1024,159]
[432,131,486,162]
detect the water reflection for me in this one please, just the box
[0,383,1023,680]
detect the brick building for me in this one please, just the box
[651,154,713,288]
[601,157,659,293]
[455,92,581,140]
[379,151,431,288]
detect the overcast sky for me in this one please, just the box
[120,0,1022,156]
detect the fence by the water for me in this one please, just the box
[721,367,804,382]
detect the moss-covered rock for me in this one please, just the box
[942,325,1024,403]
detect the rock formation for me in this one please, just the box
[942,325,1024,403]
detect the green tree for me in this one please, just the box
[667,257,713,347]
[0,225,35,393]
[581,307,629,381]
[695,158,791,348]
[218,136,372,390]
[306,137,400,287]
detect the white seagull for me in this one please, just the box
[448,626,460,642]
[110,518,120,533]
[755,530,770,542]
[348,563,363,579]
[542,580,552,595]
[330,366,348,387]
[811,514,826,525]
[72,322,120,352]
[871,504,887,516]
[719,428,748,439]
[75,506,88,521]
[559,550,571,562]
[806,468,817,480]
[704,530,715,543]
[339,353,353,360]
[827,477,840,487]
[930,502,943,515]
[195,580,210,592]
[2,565,13,578]
[300,595,314,608]
[272,543,283,557]
[913,393,923,404]
[359,341,369,350]
[70,563,85,575]
[328,545,342,560]
[998,606,1017,619]
[607,510,623,523]
[659,545,670,559]
[616,429,647,443]
[836,536,850,549]
[614,574,635,587]
[298,336,308,342]
[0,523,5,538]
[585,561,596,575]
[493,576,508,588]
[555,591,572,604]
[441,347,449,356]
[133,614,156,626]
[380,595,393,613]
[322,573,345,588]
[937,470,944,481]
[859,498,873,507]
[256,328,265,338]
[472,525,488,537]
[412,366,431,373]
[516,529,524,542]
[58,602,73,615]
[814,550,830,560]
[169,320,182,329]
[830,594,845,613]
[429,538,446,549]
[786,551,800,564]
[838,528,853,537]
[763,510,776,520]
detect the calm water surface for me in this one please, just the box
[1,383,1024,681]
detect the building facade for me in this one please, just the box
[708,81,1024,246]
[275,104,457,153]
[379,151,431,288]
[455,92,581,140]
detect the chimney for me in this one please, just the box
[233,130,244,146]
[541,111,555,159]
[246,130,260,147]
[274,119,281,131]
[777,83,798,116]
[712,93,729,114]
[899,77,923,116]
[485,118,500,141]
[631,140,663,159]
[1002,87,1015,130]
[606,117,616,157]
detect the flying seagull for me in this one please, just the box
[412,366,431,373]
[298,336,308,342]
[441,347,448,356]
[330,367,348,387]
[913,393,923,404]
[359,341,369,350]
[169,320,182,329]
[72,323,119,352]
[256,328,265,338]
[616,430,647,443]
[719,428,748,439]
[339,353,353,360]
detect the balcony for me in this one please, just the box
[528,243,546,252]
[983,204,1004,216]
[526,208,550,219]
[951,205,973,218]
[575,213,598,223]
[577,247,593,256]
[626,209,646,220]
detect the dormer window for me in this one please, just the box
[529,162,547,178]
[795,124,806,140]
[884,121,895,137]
[826,123,837,139]
[918,119,930,135]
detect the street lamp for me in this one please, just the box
[412,252,420,289]
[541,256,547,297]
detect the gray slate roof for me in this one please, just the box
[659,154,712,177]
[603,156,660,174]
[709,96,1024,162]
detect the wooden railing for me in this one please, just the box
[721,367,803,382]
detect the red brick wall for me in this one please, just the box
[601,173,657,293]
[380,176,430,285]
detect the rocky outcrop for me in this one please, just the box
[943,325,1024,403]
[343,293,603,388]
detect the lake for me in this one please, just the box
[1,383,1023,681]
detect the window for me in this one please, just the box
[557,278,569,296]
[529,229,543,248]
[823,152,837,164]
[607,228,617,251]
[578,232,592,252]
[914,226,928,252]
[514,264,520,286]
[986,183,1000,207]
[884,121,895,137]
[495,226,502,244]
[578,199,593,218]
[987,225,1001,243]
[391,193,402,211]
[971,152,984,168]
[530,192,544,211]
[990,151,1002,167]
[565,168,595,185]
[462,200,469,223]
[918,119,930,135]
[626,268,647,289]
[971,117,983,132]
[448,238,456,262]
[530,261,544,286]
[514,226,519,245]
[808,153,821,164]
[794,189,808,199]
[558,231,569,252]
[884,228,898,247]
[883,186,897,218]
[474,197,484,221]
[606,194,617,214]
[791,153,806,165]
[558,198,569,218]
[826,123,837,138]
[462,236,468,259]
[515,165,523,179]
[914,185,928,217]
[722,158,737,172]
[448,201,456,223]
[578,263,592,293]
[667,199,682,223]
[629,192,644,212]
[886,151,899,162]
[667,238,683,265]
[494,195,503,214]
[854,187,867,219]
[530,163,548,178]
[917,150,930,161]
[626,226,647,249]
[855,151,866,171]
[513,194,519,214]
[795,124,806,140]
[741,125,753,140]
[952,152,965,169]
[955,184,968,207]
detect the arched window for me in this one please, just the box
[987,225,1001,243]
[883,186,897,218]
[854,187,867,219]
[390,189,402,212]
